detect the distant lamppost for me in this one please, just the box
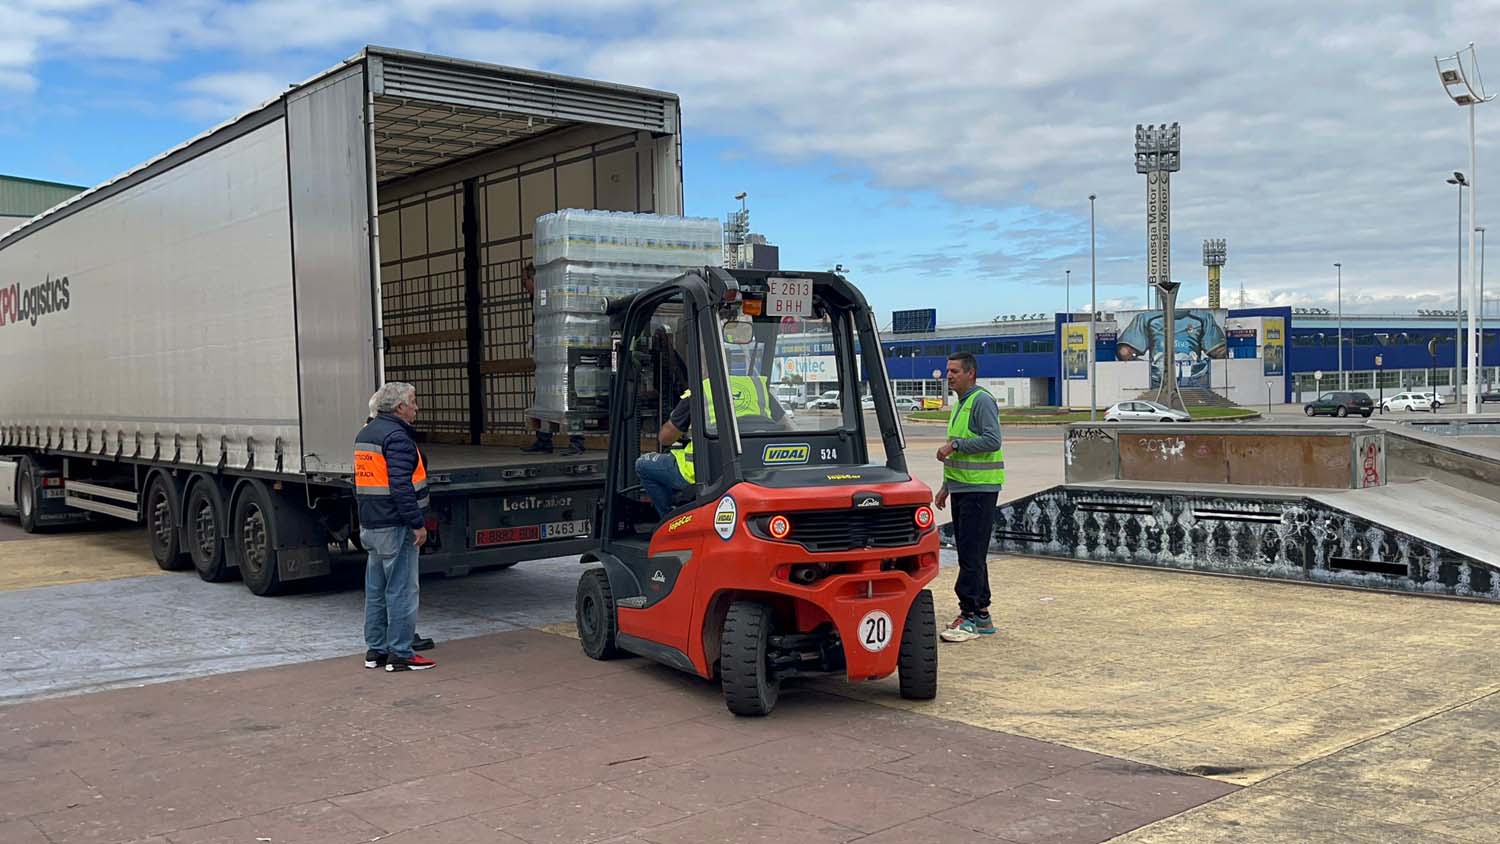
[1335,262,1343,390]
[1448,171,1468,397]
[1436,43,1494,413]
[1089,194,1098,420]
[1065,268,1072,409]
[1203,238,1226,310]
[1480,225,1488,387]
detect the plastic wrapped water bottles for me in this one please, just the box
[527,210,722,431]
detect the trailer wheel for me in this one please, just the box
[146,475,190,571]
[898,589,938,701]
[15,458,41,533]
[576,568,622,660]
[185,479,235,582]
[721,600,779,717]
[232,481,283,596]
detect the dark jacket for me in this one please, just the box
[354,413,429,530]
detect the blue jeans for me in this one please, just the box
[635,452,689,517]
[362,526,420,658]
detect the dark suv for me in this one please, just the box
[1304,391,1374,417]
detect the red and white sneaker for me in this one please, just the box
[385,654,437,672]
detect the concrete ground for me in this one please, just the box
[4,429,1498,842]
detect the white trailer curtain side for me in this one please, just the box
[0,47,683,480]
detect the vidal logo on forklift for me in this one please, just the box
[713,495,737,540]
[761,443,810,465]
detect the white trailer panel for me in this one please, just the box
[0,118,302,472]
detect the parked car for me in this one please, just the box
[1381,392,1439,413]
[1304,391,1374,417]
[772,386,805,409]
[894,397,921,412]
[1103,400,1192,422]
[810,390,841,410]
[1481,389,1500,404]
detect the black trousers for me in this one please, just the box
[951,491,998,615]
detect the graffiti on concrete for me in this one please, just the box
[1138,437,1187,460]
[960,487,1499,602]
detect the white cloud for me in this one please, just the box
[178,70,285,120]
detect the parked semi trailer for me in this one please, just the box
[0,47,683,594]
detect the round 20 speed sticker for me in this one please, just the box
[857,609,894,652]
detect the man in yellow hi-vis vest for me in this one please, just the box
[635,374,788,516]
[934,352,1005,643]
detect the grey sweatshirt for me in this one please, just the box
[939,386,1003,494]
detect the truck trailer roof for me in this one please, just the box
[0,46,680,251]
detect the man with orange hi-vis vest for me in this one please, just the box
[355,382,436,672]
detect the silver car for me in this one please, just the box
[1104,400,1191,422]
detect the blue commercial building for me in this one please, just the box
[878,306,1500,407]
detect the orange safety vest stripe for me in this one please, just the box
[355,450,426,492]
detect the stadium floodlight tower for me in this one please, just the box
[1203,238,1226,309]
[1436,43,1495,413]
[1136,122,1187,412]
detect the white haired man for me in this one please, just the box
[355,382,436,671]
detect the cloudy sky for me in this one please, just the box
[5,1,1500,324]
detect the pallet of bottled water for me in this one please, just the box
[526,210,722,431]
[534,209,721,268]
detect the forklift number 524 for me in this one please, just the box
[858,609,893,653]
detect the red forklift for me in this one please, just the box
[574,267,940,715]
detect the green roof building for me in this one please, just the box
[1,175,87,232]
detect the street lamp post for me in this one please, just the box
[1334,263,1343,390]
[1437,43,1495,413]
[1065,268,1071,410]
[1449,172,1468,399]
[1480,225,1488,389]
[1089,194,1098,421]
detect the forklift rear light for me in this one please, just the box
[914,506,934,529]
[768,514,791,539]
[42,477,63,488]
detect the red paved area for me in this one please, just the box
[1,629,1236,843]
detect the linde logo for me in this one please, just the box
[0,275,71,328]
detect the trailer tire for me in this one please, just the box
[721,600,779,717]
[898,589,938,701]
[185,479,235,583]
[145,474,190,571]
[231,481,283,596]
[15,458,42,534]
[576,568,622,660]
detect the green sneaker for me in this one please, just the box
[940,616,981,643]
[972,614,997,635]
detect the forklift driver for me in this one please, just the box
[635,368,790,518]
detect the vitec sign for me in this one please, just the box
[0,274,71,328]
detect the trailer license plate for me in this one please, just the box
[475,519,589,547]
[44,489,66,499]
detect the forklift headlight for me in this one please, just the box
[768,514,792,539]
[914,506,934,529]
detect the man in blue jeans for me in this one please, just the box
[355,382,436,672]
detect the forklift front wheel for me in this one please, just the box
[576,568,623,660]
[721,600,779,717]
[898,589,938,700]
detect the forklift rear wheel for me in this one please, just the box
[576,568,622,660]
[721,600,779,717]
[898,590,938,700]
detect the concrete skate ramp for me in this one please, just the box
[1383,420,1500,505]
[1308,480,1500,570]
[1071,423,1380,490]
[987,422,1500,601]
